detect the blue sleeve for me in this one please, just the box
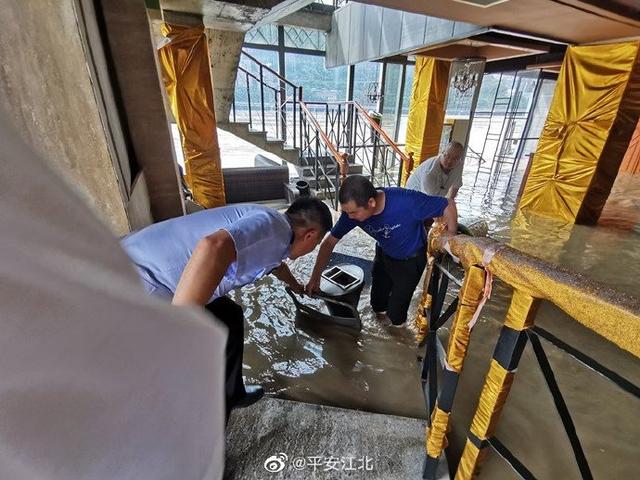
[409,190,448,220]
[330,212,357,239]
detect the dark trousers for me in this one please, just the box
[205,296,246,420]
[371,245,428,325]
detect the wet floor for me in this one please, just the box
[230,163,640,478]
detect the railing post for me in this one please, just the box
[422,264,487,480]
[293,87,297,149]
[280,83,287,143]
[246,75,252,128]
[259,64,266,133]
[299,87,304,151]
[456,291,538,479]
[274,90,279,139]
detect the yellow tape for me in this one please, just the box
[426,406,450,458]
[445,265,486,372]
[415,256,434,344]
[469,359,515,439]
[504,290,539,331]
[455,439,488,480]
[430,231,640,357]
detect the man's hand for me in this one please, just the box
[290,281,305,295]
[272,263,305,295]
[306,235,339,294]
[305,273,321,294]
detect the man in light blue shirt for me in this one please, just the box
[122,197,333,418]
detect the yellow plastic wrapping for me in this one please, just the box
[469,360,515,440]
[403,56,450,185]
[415,256,434,344]
[455,360,516,478]
[159,23,225,208]
[446,265,487,372]
[426,405,450,458]
[504,290,539,331]
[455,439,489,480]
[431,231,640,357]
[519,42,640,223]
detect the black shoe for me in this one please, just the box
[234,385,264,409]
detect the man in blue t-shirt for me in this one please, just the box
[306,175,457,326]
[122,197,333,419]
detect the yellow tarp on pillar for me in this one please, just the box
[159,23,225,208]
[519,42,640,223]
[402,56,450,185]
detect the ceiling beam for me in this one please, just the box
[253,0,316,29]
[483,51,566,73]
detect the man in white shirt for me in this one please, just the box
[405,141,465,199]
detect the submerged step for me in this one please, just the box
[225,398,449,479]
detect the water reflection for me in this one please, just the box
[231,164,639,478]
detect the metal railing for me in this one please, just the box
[418,230,640,479]
[302,100,413,187]
[231,50,411,207]
[232,50,302,149]
[298,99,348,208]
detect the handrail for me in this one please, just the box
[299,100,348,178]
[417,227,640,479]
[430,231,640,354]
[236,66,278,92]
[352,101,409,164]
[241,50,297,89]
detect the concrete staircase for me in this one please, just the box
[218,121,301,165]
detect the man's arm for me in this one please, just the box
[172,230,236,306]
[446,185,460,200]
[272,263,304,294]
[438,198,458,234]
[306,234,340,293]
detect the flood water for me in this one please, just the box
[230,163,640,479]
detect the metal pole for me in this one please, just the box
[259,65,266,132]
[393,62,407,142]
[278,26,287,143]
[246,75,252,128]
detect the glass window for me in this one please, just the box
[285,52,347,102]
[380,64,402,138]
[520,78,556,159]
[234,49,280,123]
[284,26,326,51]
[244,25,278,46]
[353,62,381,112]
[396,64,414,145]
[475,73,501,113]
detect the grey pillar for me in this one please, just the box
[207,28,246,123]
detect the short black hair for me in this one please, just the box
[338,175,377,207]
[285,196,333,233]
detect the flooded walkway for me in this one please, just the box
[228,160,640,478]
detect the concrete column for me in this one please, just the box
[206,28,246,123]
[95,0,185,223]
[0,0,130,235]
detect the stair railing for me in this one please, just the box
[302,101,413,187]
[232,50,301,150]
[299,98,348,209]
[232,51,412,201]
